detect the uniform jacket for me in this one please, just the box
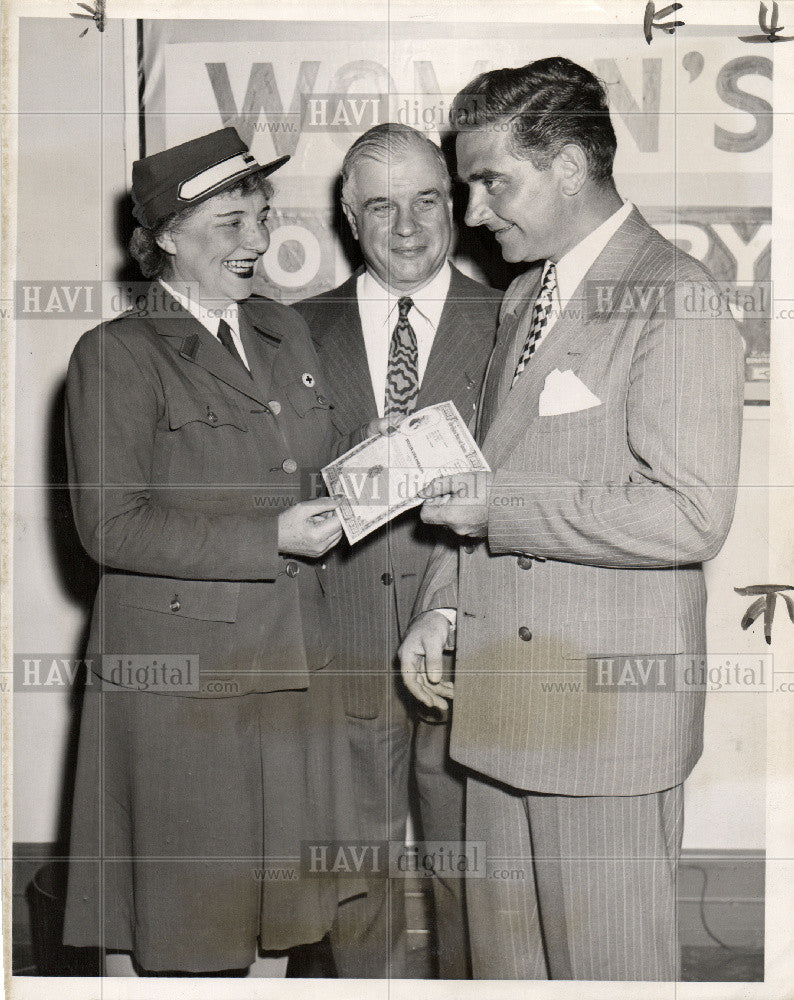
[295,264,501,717]
[417,209,745,795]
[66,284,336,697]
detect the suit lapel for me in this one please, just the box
[482,209,656,467]
[476,311,519,442]
[417,266,481,413]
[318,275,379,431]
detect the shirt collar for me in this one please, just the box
[159,279,240,337]
[552,201,634,307]
[359,261,452,328]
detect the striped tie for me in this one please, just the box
[511,261,557,387]
[384,296,419,417]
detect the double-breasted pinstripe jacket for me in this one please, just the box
[417,209,745,795]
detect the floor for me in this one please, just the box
[12,856,764,981]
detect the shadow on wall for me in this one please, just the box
[45,377,98,852]
[17,190,144,972]
[114,191,145,284]
[45,191,141,843]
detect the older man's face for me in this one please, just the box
[344,143,453,292]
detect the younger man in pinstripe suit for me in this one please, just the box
[400,58,744,980]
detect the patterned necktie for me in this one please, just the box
[511,260,557,387]
[384,296,419,417]
[217,318,248,371]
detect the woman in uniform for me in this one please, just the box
[62,127,360,975]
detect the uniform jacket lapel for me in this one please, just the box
[145,285,273,408]
[238,299,284,399]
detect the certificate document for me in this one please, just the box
[322,401,490,544]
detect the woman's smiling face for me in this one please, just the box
[158,187,271,306]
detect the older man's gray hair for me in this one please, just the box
[340,123,452,208]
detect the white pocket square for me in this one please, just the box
[538,369,602,416]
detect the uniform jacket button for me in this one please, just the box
[206,409,218,424]
[463,543,475,554]
[518,626,532,641]
[316,394,327,405]
[169,595,181,613]
[517,555,533,570]
[282,458,298,474]
[381,573,393,585]
[268,400,282,415]
[285,561,300,578]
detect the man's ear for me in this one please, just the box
[555,144,588,197]
[155,228,177,256]
[342,201,359,241]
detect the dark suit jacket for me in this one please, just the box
[295,264,501,717]
[417,209,745,795]
[66,284,336,697]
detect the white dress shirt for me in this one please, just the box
[159,279,250,370]
[534,200,634,353]
[356,262,452,417]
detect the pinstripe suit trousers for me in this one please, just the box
[466,775,683,980]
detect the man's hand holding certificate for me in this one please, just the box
[322,401,491,544]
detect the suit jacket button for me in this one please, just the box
[268,400,282,415]
[517,555,533,570]
[518,626,532,641]
[463,543,475,554]
[285,561,300,577]
[169,595,181,613]
[381,573,393,585]
[282,458,298,474]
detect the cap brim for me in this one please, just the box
[258,154,291,178]
[200,152,290,200]
[177,153,291,206]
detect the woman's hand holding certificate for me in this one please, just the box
[322,401,490,544]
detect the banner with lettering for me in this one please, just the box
[140,19,772,396]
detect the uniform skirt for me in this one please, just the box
[63,666,364,973]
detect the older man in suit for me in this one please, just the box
[295,123,501,978]
[399,58,744,980]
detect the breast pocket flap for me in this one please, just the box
[167,396,249,432]
[284,379,332,417]
[115,575,240,623]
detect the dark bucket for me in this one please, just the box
[26,861,102,976]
